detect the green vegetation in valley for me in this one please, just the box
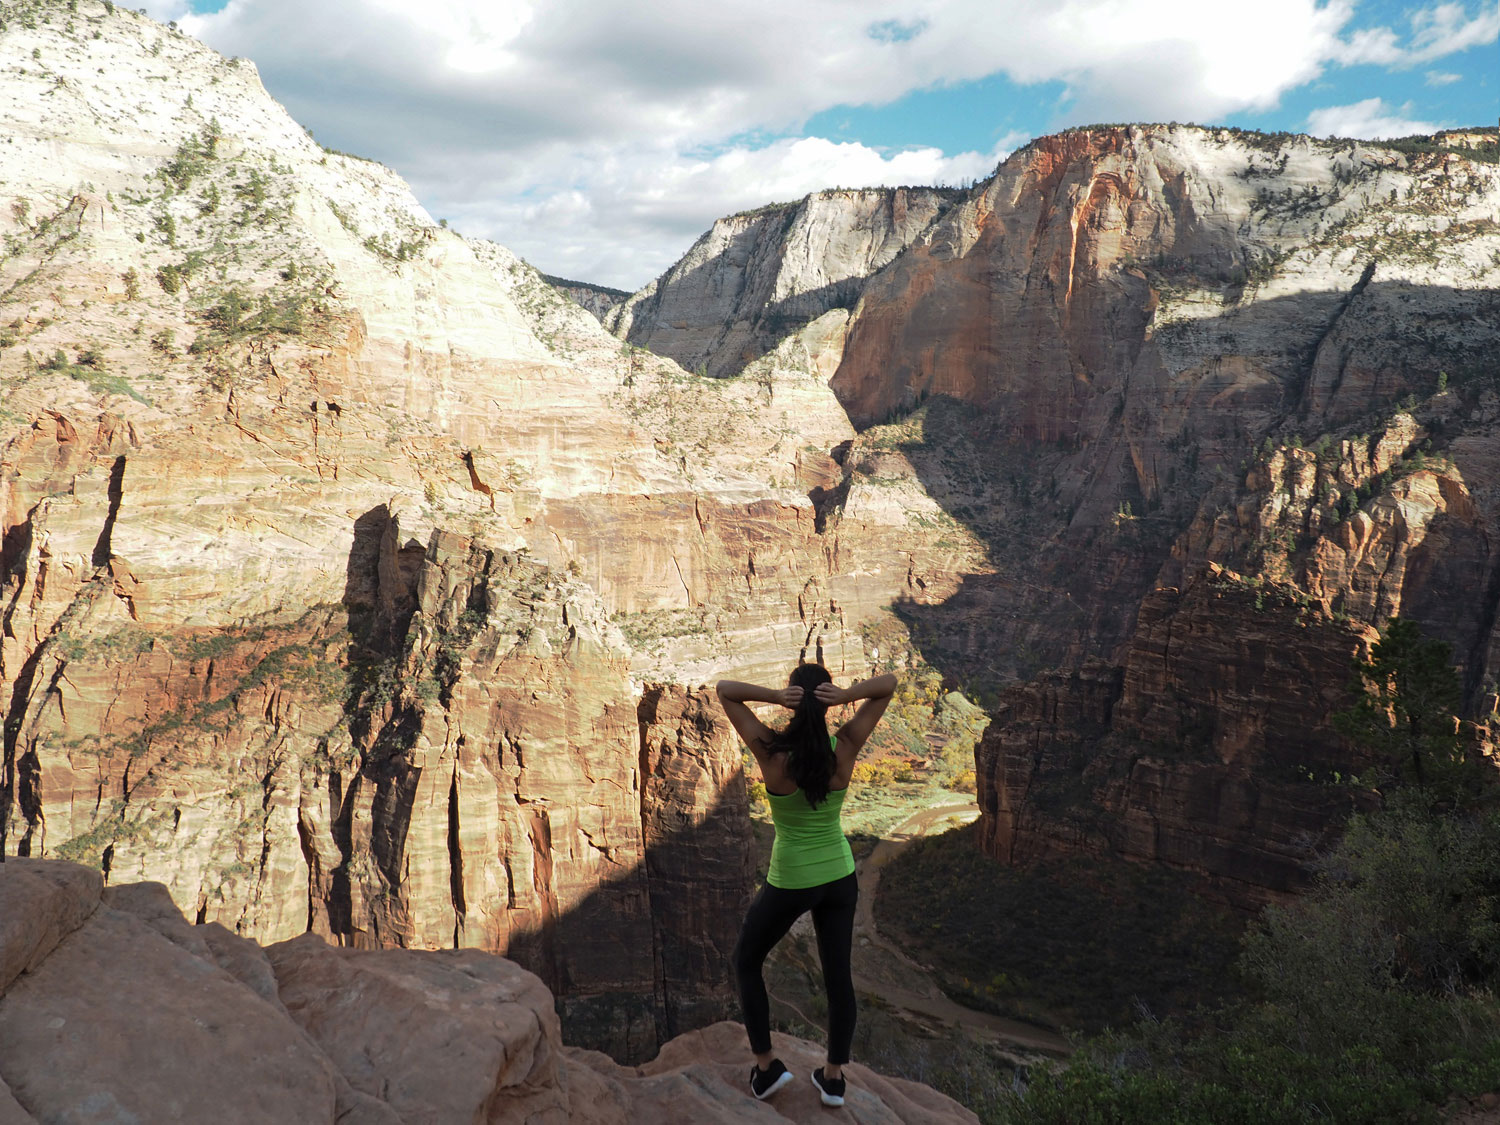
[1333,616,1474,799]
[994,802,1500,1124]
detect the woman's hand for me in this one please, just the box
[814,682,848,707]
[777,686,804,708]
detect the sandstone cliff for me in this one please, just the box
[829,126,1499,671]
[607,187,961,378]
[975,578,1384,906]
[630,125,1500,899]
[0,858,978,1124]
[0,3,982,1058]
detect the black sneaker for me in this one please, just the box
[750,1058,793,1100]
[812,1066,847,1107]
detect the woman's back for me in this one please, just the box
[767,786,854,889]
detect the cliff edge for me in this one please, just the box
[0,858,977,1124]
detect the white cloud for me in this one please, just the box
[1306,97,1446,139]
[140,0,190,21]
[1337,0,1499,65]
[1426,69,1464,84]
[1407,1,1500,61]
[170,1,1495,289]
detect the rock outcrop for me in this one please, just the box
[3,504,756,1058]
[975,577,1381,906]
[0,859,978,1125]
[540,274,630,322]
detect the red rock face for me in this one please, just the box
[977,580,1381,907]
[827,128,1500,672]
[295,528,758,1061]
[835,131,1162,437]
[0,503,755,1060]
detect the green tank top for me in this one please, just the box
[767,785,855,890]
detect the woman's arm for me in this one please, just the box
[818,673,897,765]
[715,680,800,761]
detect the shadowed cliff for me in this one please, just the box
[617,125,1500,904]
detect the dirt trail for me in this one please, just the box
[850,800,1072,1056]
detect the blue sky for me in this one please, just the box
[167,0,1498,288]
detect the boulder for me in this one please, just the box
[0,859,101,995]
[0,861,979,1124]
[267,932,572,1124]
[0,903,341,1123]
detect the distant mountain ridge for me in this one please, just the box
[606,186,964,377]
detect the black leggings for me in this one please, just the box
[732,871,858,1064]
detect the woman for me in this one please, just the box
[716,663,897,1107]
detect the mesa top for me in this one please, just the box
[766,786,856,889]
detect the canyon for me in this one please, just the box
[2,0,1499,1099]
[630,122,1500,902]
[0,0,962,1058]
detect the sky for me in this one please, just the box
[153,0,1500,291]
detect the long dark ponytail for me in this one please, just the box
[771,663,835,807]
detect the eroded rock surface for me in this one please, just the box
[976,577,1381,906]
[0,860,975,1125]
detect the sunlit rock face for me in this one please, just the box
[608,187,962,379]
[623,123,1500,899]
[837,128,1500,894]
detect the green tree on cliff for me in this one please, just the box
[1335,616,1470,799]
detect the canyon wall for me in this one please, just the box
[608,187,962,378]
[0,3,977,1057]
[975,578,1381,906]
[540,273,630,322]
[620,126,1500,899]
